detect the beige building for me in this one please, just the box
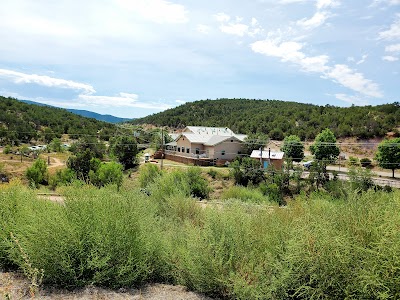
[166,126,247,161]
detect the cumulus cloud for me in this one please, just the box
[379,14,400,40]
[296,0,338,30]
[297,11,330,29]
[251,39,330,72]
[316,0,340,9]
[220,23,250,37]
[356,54,368,65]
[382,55,399,61]
[215,13,263,37]
[371,0,400,6]
[251,39,382,98]
[385,43,400,52]
[214,13,230,23]
[278,0,312,4]
[325,64,383,98]
[78,93,172,110]
[0,69,95,94]
[116,0,188,24]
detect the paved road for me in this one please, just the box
[327,165,399,179]
[303,170,400,188]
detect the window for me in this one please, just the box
[178,147,181,152]
[182,147,185,153]
[195,148,200,154]
[186,148,190,154]
[221,150,225,156]
[231,140,233,142]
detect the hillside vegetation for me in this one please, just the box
[0,96,116,145]
[132,99,400,139]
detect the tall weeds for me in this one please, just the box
[1,180,400,299]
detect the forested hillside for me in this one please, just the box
[20,100,132,124]
[132,99,400,140]
[0,96,116,145]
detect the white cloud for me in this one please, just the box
[175,99,186,104]
[382,55,399,61]
[251,39,330,72]
[316,0,340,9]
[371,0,400,6]
[0,69,95,94]
[252,39,382,98]
[216,13,263,37]
[325,64,383,98]
[278,0,311,3]
[297,11,330,29]
[214,13,230,23]
[335,94,370,105]
[347,56,355,62]
[197,24,211,34]
[220,23,250,37]
[385,43,400,52]
[379,14,400,40]
[356,54,368,65]
[116,0,188,24]
[78,93,171,110]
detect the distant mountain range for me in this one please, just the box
[20,100,132,124]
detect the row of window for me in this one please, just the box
[175,147,226,155]
[177,146,191,154]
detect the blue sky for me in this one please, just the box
[0,0,399,118]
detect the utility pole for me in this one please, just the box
[259,146,263,168]
[161,127,164,170]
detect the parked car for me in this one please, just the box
[303,160,314,170]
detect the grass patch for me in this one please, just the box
[220,185,269,204]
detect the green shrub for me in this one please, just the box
[260,183,281,203]
[49,168,77,190]
[186,167,210,199]
[139,163,162,188]
[348,167,374,192]
[360,158,372,168]
[221,186,268,203]
[89,162,123,190]
[207,169,218,179]
[348,156,359,166]
[26,158,48,187]
[2,186,163,288]
[4,145,12,154]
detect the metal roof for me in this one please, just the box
[169,133,180,141]
[181,133,210,144]
[185,126,234,136]
[204,135,232,146]
[250,150,284,160]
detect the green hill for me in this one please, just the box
[0,96,117,145]
[132,98,400,140]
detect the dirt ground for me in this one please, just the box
[0,272,213,300]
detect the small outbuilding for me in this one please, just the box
[250,149,285,170]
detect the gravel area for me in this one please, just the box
[0,272,214,300]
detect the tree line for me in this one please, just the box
[131,98,400,139]
[0,96,117,145]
